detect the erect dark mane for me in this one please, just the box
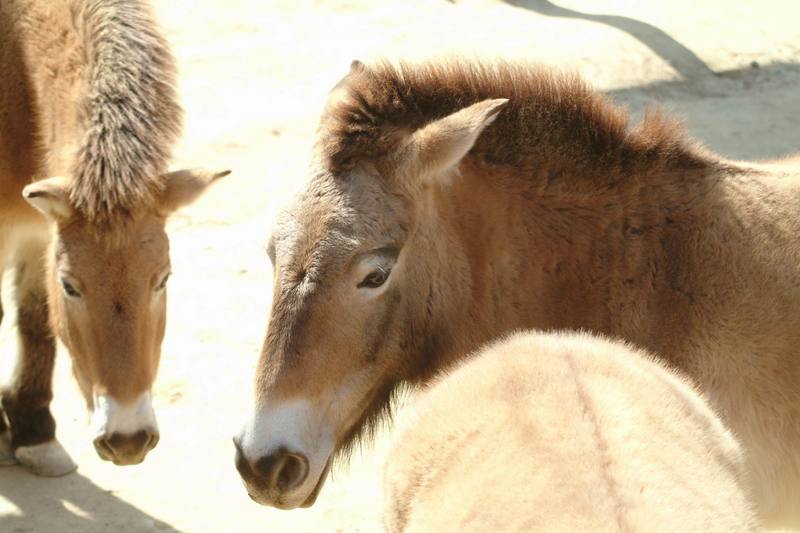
[320,59,710,180]
[71,0,181,227]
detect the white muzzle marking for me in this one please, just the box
[91,391,158,438]
[238,399,335,502]
[236,371,373,506]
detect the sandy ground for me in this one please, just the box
[1,1,799,531]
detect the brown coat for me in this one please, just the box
[237,60,799,526]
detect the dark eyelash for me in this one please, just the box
[358,266,391,289]
[61,278,81,298]
[156,272,171,290]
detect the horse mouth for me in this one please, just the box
[250,458,330,510]
[300,457,332,508]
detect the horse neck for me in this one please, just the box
[0,9,39,199]
[14,2,86,178]
[413,157,720,374]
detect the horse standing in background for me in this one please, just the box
[0,0,226,475]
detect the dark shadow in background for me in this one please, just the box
[0,467,180,533]
[505,0,716,81]
[606,61,800,161]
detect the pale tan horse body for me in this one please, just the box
[235,59,800,526]
[384,331,758,533]
[0,0,224,475]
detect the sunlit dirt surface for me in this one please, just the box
[1,1,798,531]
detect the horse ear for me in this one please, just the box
[22,177,74,221]
[157,168,230,214]
[396,98,508,187]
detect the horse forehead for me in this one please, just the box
[57,221,169,269]
[277,235,354,290]
[277,195,361,255]
[299,164,389,217]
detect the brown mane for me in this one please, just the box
[321,59,710,181]
[69,0,181,227]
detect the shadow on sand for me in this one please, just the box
[605,61,800,160]
[0,466,179,533]
[505,0,716,81]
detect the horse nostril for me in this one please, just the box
[146,432,160,452]
[256,450,309,494]
[94,436,114,460]
[106,429,150,456]
[275,453,309,492]
[94,430,157,465]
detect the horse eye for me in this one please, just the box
[156,272,171,291]
[358,268,390,289]
[61,278,81,298]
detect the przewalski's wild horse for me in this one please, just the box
[234,59,800,525]
[0,0,227,475]
[384,331,758,533]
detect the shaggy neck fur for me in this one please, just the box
[322,60,713,186]
[12,0,181,228]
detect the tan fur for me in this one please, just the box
[0,1,221,470]
[8,0,182,227]
[244,59,800,524]
[384,331,758,533]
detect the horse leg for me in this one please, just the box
[2,236,75,476]
[0,302,7,463]
[0,237,13,465]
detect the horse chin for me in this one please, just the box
[300,457,332,508]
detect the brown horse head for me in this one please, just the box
[238,58,800,523]
[235,60,508,509]
[23,169,227,465]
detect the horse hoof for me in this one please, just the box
[0,431,19,466]
[15,440,77,477]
